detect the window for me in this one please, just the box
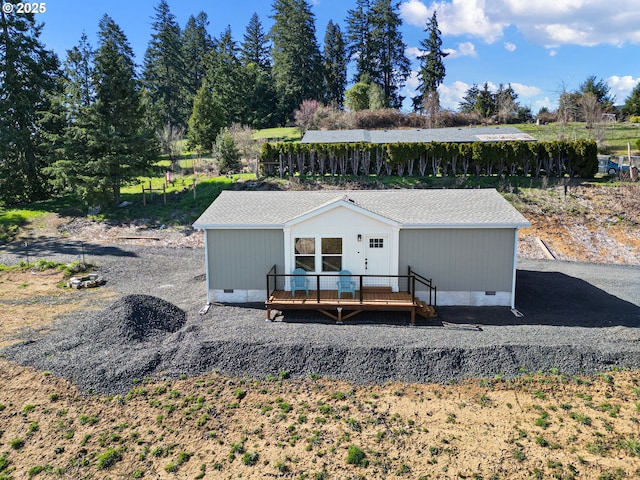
[294,237,315,271]
[321,238,342,272]
[369,238,384,248]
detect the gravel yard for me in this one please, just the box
[2,241,640,394]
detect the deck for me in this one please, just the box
[265,268,437,324]
[266,288,421,323]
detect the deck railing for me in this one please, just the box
[408,266,437,307]
[266,266,437,307]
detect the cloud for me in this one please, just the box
[405,46,425,60]
[399,0,430,25]
[548,49,558,57]
[511,83,542,97]
[400,0,505,43]
[504,41,516,52]
[444,42,477,58]
[437,80,471,110]
[399,0,640,47]
[607,75,640,101]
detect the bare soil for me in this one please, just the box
[1,182,639,478]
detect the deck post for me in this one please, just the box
[316,275,320,303]
[359,275,363,303]
[336,307,343,324]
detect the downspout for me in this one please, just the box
[511,227,519,310]
[203,229,211,304]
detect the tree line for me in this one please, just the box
[260,140,598,178]
[1,0,635,207]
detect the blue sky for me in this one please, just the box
[35,0,640,113]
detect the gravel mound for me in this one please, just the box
[102,294,186,342]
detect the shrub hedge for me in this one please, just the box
[259,140,598,178]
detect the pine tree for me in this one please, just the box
[182,12,213,114]
[323,20,347,108]
[495,83,518,123]
[205,26,245,125]
[213,129,242,174]
[143,0,187,129]
[241,13,270,70]
[270,0,324,122]
[368,0,410,108]
[0,8,62,203]
[622,82,640,116]
[44,34,95,195]
[459,84,479,113]
[83,15,158,206]
[414,11,448,117]
[187,84,226,151]
[346,0,373,83]
[241,13,277,128]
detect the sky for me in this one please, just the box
[31,0,640,113]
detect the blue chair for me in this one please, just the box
[291,268,309,297]
[336,270,356,299]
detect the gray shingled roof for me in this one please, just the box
[193,189,530,229]
[300,126,536,144]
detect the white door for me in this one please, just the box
[364,236,389,286]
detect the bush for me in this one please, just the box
[346,445,368,467]
[96,447,122,469]
[242,451,259,466]
[629,115,640,124]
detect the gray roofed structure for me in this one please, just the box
[300,126,536,144]
[193,189,530,229]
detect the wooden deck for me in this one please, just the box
[266,288,420,323]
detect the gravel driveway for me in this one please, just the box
[2,240,640,394]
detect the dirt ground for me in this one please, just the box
[1,182,640,478]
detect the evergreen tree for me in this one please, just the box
[270,0,324,122]
[459,83,480,113]
[44,34,95,195]
[323,20,347,108]
[241,12,270,70]
[0,8,62,203]
[143,0,187,129]
[414,11,448,116]
[368,0,410,108]
[475,82,495,118]
[578,75,615,111]
[241,13,277,128]
[64,32,95,112]
[495,83,519,123]
[82,15,158,206]
[187,84,226,151]
[182,12,213,115]
[346,0,373,83]
[622,81,640,117]
[206,26,245,125]
[213,129,242,174]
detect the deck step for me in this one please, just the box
[416,301,437,318]
[361,286,393,293]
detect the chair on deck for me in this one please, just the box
[336,270,356,299]
[291,268,309,297]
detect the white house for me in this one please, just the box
[192,189,530,310]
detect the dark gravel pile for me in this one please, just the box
[2,242,640,394]
[100,294,186,342]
